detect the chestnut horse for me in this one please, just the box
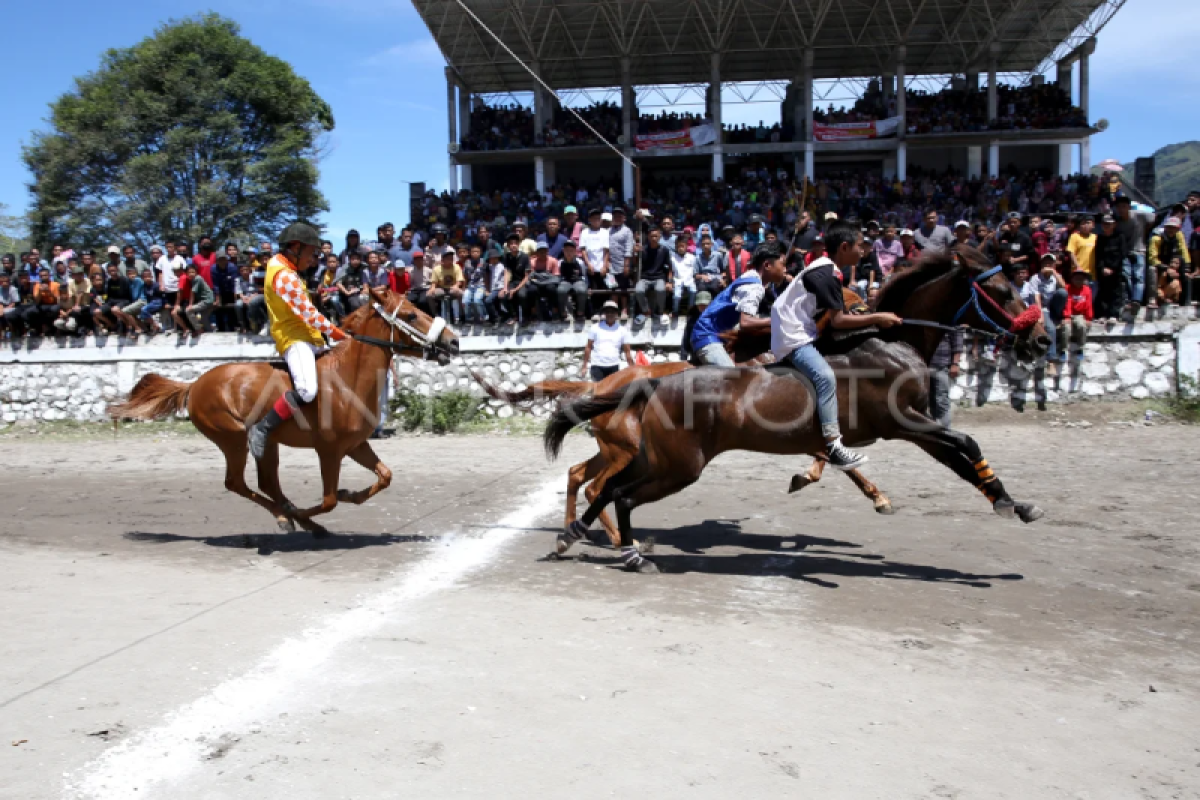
[546,246,1050,571]
[108,287,460,536]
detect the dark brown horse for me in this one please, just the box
[108,287,460,536]
[545,246,1050,571]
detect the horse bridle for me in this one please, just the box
[352,301,449,360]
[949,260,1041,342]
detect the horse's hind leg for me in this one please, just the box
[337,441,393,506]
[788,456,827,493]
[562,453,618,552]
[288,450,341,537]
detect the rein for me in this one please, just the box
[351,302,449,360]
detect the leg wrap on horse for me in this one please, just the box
[972,458,1002,503]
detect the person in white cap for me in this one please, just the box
[579,300,634,381]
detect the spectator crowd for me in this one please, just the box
[458,82,1088,151]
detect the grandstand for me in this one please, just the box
[412,0,1128,199]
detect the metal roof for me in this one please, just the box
[414,0,1126,94]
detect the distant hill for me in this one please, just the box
[1151,141,1200,205]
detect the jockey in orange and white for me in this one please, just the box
[248,223,347,459]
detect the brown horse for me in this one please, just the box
[471,289,894,552]
[546,246,1050,571]
[108,287,460,537]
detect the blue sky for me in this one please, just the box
[0,0,1193,243]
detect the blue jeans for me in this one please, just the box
[1126,252,1146,305]
[785,343,840,440]
[696,341,735,367]
[464,287,487,322]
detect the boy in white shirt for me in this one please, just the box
[579,301,634,381]
[669,236,698,316]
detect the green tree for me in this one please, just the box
[0,202,30,254]
[23,14,334,251]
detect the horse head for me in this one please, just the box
[347,287,461,365]
[948,247,1050,363]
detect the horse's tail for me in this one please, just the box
[543,378,660,462]
[107,374,192,421]
[469,369,591,405]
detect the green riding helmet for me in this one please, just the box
[279,222,322,249]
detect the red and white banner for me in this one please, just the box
[813,116,902,142]
[634,123,717,151]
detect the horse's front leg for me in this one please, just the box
[288,449,341,537]
[337,441,393,505]
[842,468,894,515]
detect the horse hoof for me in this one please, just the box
[624,558,659,574]
[276,517,295,533]
[874,501,895,515]
[557,520,589,555]
[1016,503,1045,524]
[787,475,811,494]
[639,536,655,555]
[993,499,1016,519]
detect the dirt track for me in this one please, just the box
[1,416,1198,799]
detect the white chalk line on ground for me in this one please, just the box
[65,478,563,800]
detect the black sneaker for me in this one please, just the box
[826,438,868,471]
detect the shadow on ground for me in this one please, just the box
[571,519,1024,589]
[124,530,436,555]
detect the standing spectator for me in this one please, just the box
[425,223,453,265]
[669,235,697,316]
[173,263,214,337]
[155,242,184,329]
[512,220,538,257]
[371,222,403,265]
[853,237,882,295]
[122,244,148,277]
[998,213,1035,266]
[606,207,635,319]
[633,227,671,325]
[1066,216,1097,281]
[192,237,217,286]
[537,217,570,259]
[339,230,362,268]
[211,252,240,331]
[914,208,954,254]
[928,324,964,426]
[1031,253,1067,373]
[1093,214,1130,322]
[556,240,588,323]
[392,228,420,267]
[659,216,678,251]
[1147,217,1190,308]
[234,263,258,332]
[335,251,368,317]
[578,301,634,381]
[1113,196,1147,314]
[874,224,905,278]
[578,208,611,298]
[725,234,752,280]
[429,250,466,324]
[561,206,584,243]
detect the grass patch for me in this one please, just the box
[1155,374,1200,423]
[389,388,486,434]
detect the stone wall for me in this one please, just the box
[1,322,1196,424]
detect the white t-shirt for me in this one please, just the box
[588,320,627,367]
[670,251,697,287]
[157,255,186,292]
[578,227,610,274]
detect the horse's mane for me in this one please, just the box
[320,295,384,370]
[875,244,989,314]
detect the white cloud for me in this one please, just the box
[360,38,445,69]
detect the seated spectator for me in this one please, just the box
[669,235,697,315]
[0,271,19,338]
[138,268,164,335]
[1061,267,1093,367]
[54,266,94,336]
[526,242,561,321]
[173,263,214,337]
[1158,256,1184,306]
[463,246,490,324]
[429,250,465,324]
[694,236,725,295]
[335,250,368,317]
[498,234,531,325]
[634,228,671,325]
[556,240,587,323]
[31,267,61,336]
[407,251,432,317]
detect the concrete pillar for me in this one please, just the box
[968,145,982,179]
[458,87,471,144]
[460,165,472,191]
[802,49,814,146]
[535,156,555,194]
[895,47,906,130]
[1057,143,1074,178]
[446,68,459,193]
[804,146,814,183]
[988,140,1000,178]
[897,141,907,181]
[1056,59,1073,98]
[883,153,897,180]
[1079,43,1092,118]
[882,71,894,112]
[987,49,998,122]
[710,53,723,182]
[621,57,635,202]
[966,71,979,92]
[1080,138,1091,175]
[532,62,552,143]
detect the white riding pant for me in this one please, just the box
[283,341,321,403]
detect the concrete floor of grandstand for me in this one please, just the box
[2,414,1198,800]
